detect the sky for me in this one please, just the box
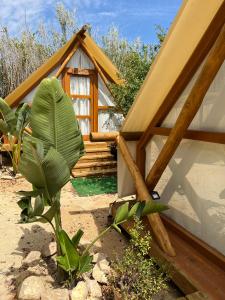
[0,0,183,44]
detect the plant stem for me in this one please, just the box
[82,225,112,257]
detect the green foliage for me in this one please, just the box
[0,99,30,173]
[110,218,169,300]
[102,26,166,116]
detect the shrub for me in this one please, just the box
[110,217,169,300]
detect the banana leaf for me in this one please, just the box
[19,136,70,198]
[30,77,84,170]
[0,98,16,135]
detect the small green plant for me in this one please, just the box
[110,217,169,300]
[0,99,30,174]
[17,77,168,286]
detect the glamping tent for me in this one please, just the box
[5,26,123,140]
[116,0,225,298]
[5,26,123,176]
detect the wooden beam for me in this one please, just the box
[148,127,225,145]
[90,131,119,141]
[146,23,225,191]
[120,131,143,141]
[55,42,81,78]
[136,3,225,178]
[116,135,175,257]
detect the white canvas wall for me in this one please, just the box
[145,136,225,255]
[118,57,225,255]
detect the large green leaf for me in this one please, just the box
[78,255,93,275]
[19,136,70,198]
[30,77,84,170]
[0,98,16,134]
[56,230,80,273]
[15,103,30,136]
[72,229,84,248]
[114,202,129,224]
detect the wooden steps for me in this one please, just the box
[72,141,117,177]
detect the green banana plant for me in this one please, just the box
[0,99,30,174]
[17,77,168,285]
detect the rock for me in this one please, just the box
[71,281,89,300]
[92,264,108,284]
[92,253,107,263]
[42,288,69,300]
[98,259,110,274]
[86,279,102,298]
[22,251,41,266]
[17,276,45,300]
[41,242,57,257]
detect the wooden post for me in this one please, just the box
[116,135,176,257]
[146,23,225,191]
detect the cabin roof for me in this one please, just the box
[122,0,225,133]
[5,26,122,107]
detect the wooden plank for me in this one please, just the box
[136,3,225,177]
[72,167,117,178]
[90,132,118,141]
[186,292,208,300]
[120,131,143,141]
[148,127,225,145]
[55,42,81,78]
[146,23,225,191]
[66,68,96,75]
[111,201,225,299]
[116,135,175,257]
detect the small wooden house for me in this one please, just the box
[5,26,123,176]
[117,0,225,298]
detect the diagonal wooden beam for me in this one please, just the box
[116,135,175,257]
[136,3,225,178]
[55,41,81,78]
[146,22,225,191]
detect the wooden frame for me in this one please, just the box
[136,3,225,178]
[145,22,225,190]
[62,68,97,140]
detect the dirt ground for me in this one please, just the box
[0,177,127,299]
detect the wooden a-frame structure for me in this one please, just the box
[113,1,225,299]
[5,26,123,140]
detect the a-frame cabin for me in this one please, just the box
[117,0,225,298]
[5,26,122,176]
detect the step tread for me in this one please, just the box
[79,153,115,160]
[72,168,117,178]
[85,147,110,153]
[75,160,117,169]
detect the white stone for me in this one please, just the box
[86,279,102,298]
[92,253,107,263]
[22,251,41,266]
[41,242,57,257]
[71,281,88,300]
[17,276,45,300]
[42,288,69,300]
[92,264,108,284]
[98,259,110,274]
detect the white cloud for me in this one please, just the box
[0,0,54,33]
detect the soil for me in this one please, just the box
[0,177,182,300]
[0,177,127,299]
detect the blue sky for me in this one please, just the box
[0,0,182,44]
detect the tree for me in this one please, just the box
[102,26,166,116]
